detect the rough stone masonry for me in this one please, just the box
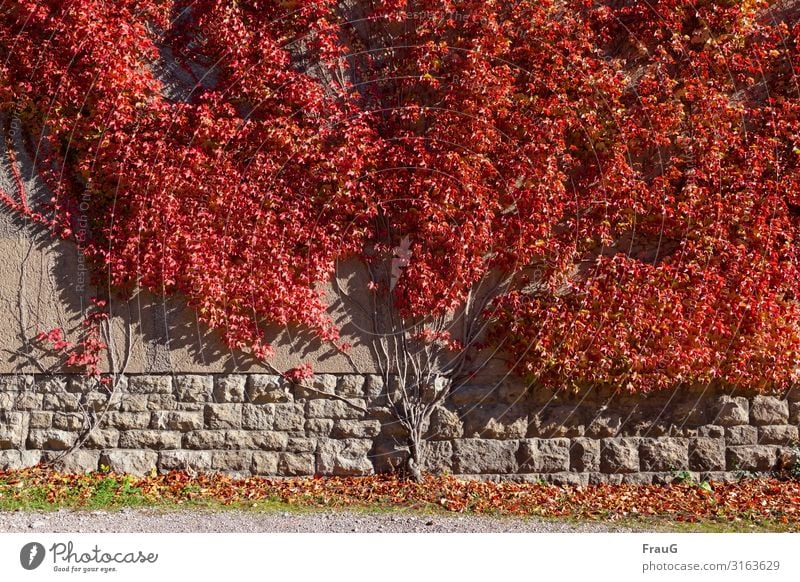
[0,374,798,483]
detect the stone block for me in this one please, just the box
[183,431,226,450]
[128,376,172,394]
[452,439,518,474]
[225,430,287,451]
[378,416,409,439]
[712,396,749,426]
[241,404,274,430]
[726,425,757,445]
[699,471,739,484]
[689,438,725,471]
[41,393,73,411]
[204,404,242,429]
[778,447,799,471]
[211,451,253,472]
[600,438,639,473]
[27,429,77,450]
[668,426,699,437]
[0,412,27,449]
[158,451,213,473]
[587,473,622,485]
[757,425,798,445]
[570,437,600,472]
[305,419,333,437]
[69,376,115,393]
[82,391,122,413]
[750,396,789,426]
[364,375,387,407]
[278,453,315,476]
[119,395,149,413]
[273,403,305,431]
[369,439,408,473]
[0,430,22,450]
[337,376,366,398]
[28,411,53,429]
[639,438,689,472]
[294,375,337,400]
[146,394,178,411]
[150,410,204,432]
[670,399,707,426]
[118,430,181,450]
[621,473,655,485]
[33,376,68,393]
[545,472,589,487]
[420,441,453,473]
[0,450,41,469]
[102,412,151,430]
[316,438,374,476]
[626,420,669,437]
[83,429,120,449]
[52,412,85,431]
[50,450,100,473]
[251,452,280,475]
[518,438,571,473]
[331,420,381,439]
[99,450,158,475]
[698,425,725,438]
[0,392,15,409]
[307,399,365,420]
[213,375,246,403]
[726,445,779,472]
[0,375,34,391]
[790,402,800,425]
[246,375,291,403]
[174,375,213,403]
[286,438,316,453]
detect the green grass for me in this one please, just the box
[1,474,142,511]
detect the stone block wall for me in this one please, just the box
[1,374,798,483]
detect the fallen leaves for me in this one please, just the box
[1,468,799,526]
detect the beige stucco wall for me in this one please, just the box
[0,122,507,377]
[0,213,386,373]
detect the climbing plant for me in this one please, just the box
[1,0,799,400]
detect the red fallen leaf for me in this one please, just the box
[3,469,800,526]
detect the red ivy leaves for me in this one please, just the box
[2,1,800,392]
[35,298,110,380]
[284,363,315,382]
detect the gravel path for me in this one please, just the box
[0,509,637,533]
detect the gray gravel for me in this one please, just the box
[0,509,636,533]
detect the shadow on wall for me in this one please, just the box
[0,219,383,374]
[0,116,382,374]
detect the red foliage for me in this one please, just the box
[35,298,110,380]
[2,1,800,391]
